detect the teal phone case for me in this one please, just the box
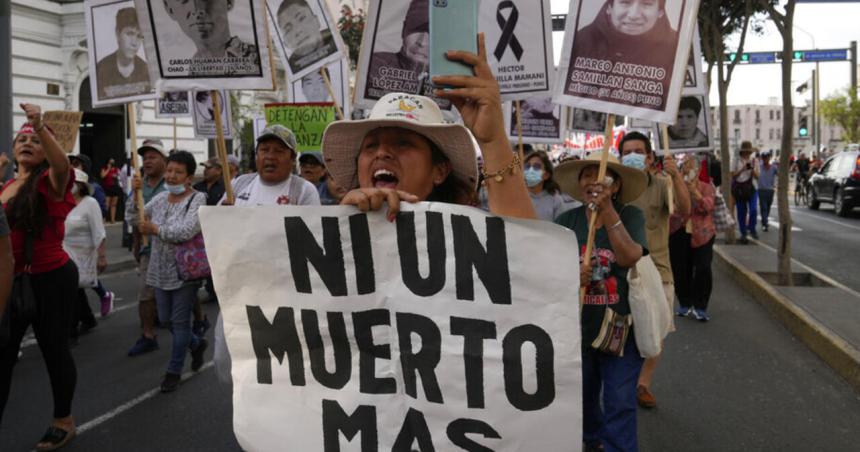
[429,0,479,81]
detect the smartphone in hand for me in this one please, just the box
[429,0,479,84]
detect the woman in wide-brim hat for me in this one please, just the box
[553,152,649,452]
[322,33,535,219]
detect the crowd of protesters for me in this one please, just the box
[0,39,759,452]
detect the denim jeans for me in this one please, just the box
[736,189,758,236]
[582,336,644,452]
[155,284,201,375]
[758,189,775,227]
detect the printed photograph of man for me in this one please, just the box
[566,0,682,109]
[194,91,222,121]
[366,0,431,98]
[572,109,607,132]
[667,96,709,148]
[300,69,329,102]
[161,0,260,72]
[96,7,151,101]
[511,98,561,140]
[275,0,338,75]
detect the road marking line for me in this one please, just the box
[766,218,802,232]
[750,239,860,300]
[788,206,860,232]
[77,361,214,435]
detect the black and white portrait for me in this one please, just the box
[86,0,157,108]
[571,109,608,133]
[156,91,191,118]
[267,0,345,81]
[683,25,707,95]
[355,0,450,109]
[479,0,555,101]
[289,59,351,118]
[192,90,233,139]
[554,0,699,124]
[134,0,274,90]
[505,97,565,144]
[660,94,712,152]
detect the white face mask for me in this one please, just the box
[165,183,187,195]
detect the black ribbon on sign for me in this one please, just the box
[494,1,524,62]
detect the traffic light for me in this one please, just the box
[798,117,809,137]
[728,53,750,63]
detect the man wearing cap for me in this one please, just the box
[298,152,338,205]
[194,158,227,207]
[125,139,168,356]
[95,7,151,101]
[225,125,320,206]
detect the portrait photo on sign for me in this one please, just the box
[134,0,274,91]
[156,91,191,118]
[658,94,713,153]
[683,26,706,95]
[192,90,233,139]
[288,59,351,119]
[505,98,565,144]
[571,108,608,133]
[354,0,450,109]
[479,0,555,101]
[267,0,346,81]
[554,0,700,124]
[85,0,157,108]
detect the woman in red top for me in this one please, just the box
[100,158,121,224]
[0,103,79,451]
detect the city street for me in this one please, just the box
[2,232,860,451]
[757,199,860,293]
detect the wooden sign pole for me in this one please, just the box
[210,91,235,204]
[172,118,178,150]
[514,100,525,162]
[320,68,344,120]
[127,103,147,247]
[580,114,616,305]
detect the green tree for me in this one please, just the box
[820,87,860,144]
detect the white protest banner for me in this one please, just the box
[267,0,347,81]
[479,0,555,101]
[354,0,452,109]
[156,91,191,118]
[656,93,714,154]
[683,26,707,95]
[200,203,582,452]
[192,90,233,139]
[289,59,352,119]
[553,0,701,124]
[134,0,275,91]
[505,98,567,144]
[84,0,158,108]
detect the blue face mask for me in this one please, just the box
[622,153,647,171]
[165,183,187,195]
[524,168,544,187]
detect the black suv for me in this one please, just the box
[808,149,860,216]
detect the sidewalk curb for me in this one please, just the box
[104,257,137,276]
[714,246,860,393]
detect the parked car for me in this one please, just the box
[808,150,860,216]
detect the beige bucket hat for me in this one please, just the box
[555,152,648,204]
[321,93,479,191]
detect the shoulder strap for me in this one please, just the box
[183,192,199,215]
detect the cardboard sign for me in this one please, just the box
[84,0,158,108]
[134,0,275,91]
[264,103,337,152]
[553,0,701,123]
[199,203,582,452]
[192,90,233,139]
[267,0,347,81]
[480,0,556,101]
[288,58,352,119]
[505,98,567,144]
[43,111,84,153]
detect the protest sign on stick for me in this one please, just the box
[515,100,524,161]
[172,118,178,150]
[655,94,714,154]
[134,0,275,91]
[199,202,582,452]
[192,91,233,139]
[319,68,344,120]
[210,91,235,205]
[266,0,347,81]
[504,97,566,145]
[126,103,147,247]
[580,114,616,305]
[84,0,158,108]
[553,0,701,123]
[264,103,337,152]
[480,0,556,101]
[156,91,191,118]
[289,59,351,120]
[42,111,84,153]
[683,26,707,95]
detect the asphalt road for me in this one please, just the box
[2,243,860,451]
[754,197,860,293]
